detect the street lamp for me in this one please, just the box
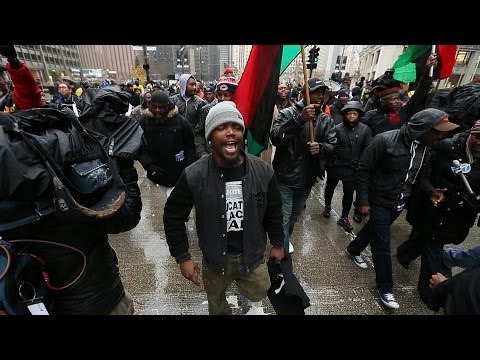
[196,46,203,81]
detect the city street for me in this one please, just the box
[109,163,479,315]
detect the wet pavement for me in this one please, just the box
[109,163,479,315]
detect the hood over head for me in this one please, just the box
[178,74,195,99]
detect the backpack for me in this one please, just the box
[0,108,126,231]
[0,238,53,315]
[0,237,86,315]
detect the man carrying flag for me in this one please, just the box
[235,45,302,157]
[362,54,438,137]
[392,45,457,83]
[270,78,337,254]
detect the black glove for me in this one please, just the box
[0,45,17,60]
[0,45,21,69]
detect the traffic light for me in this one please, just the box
[312,46,319,63]
[307,46,319,70]
[176,51,181,67]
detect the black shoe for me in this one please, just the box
[322,206,331,218]
[352,209,363,223]
[337,217,353,232]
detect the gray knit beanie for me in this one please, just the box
[205,101,245,140]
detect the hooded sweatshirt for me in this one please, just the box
[400,108,449,200]
[178,74,195,102]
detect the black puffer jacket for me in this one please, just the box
[327,120,372,180]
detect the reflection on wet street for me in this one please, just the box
[109,163,479,315]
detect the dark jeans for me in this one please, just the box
[324,176,356,218]
[347,205,402,293]
[398,228,457,308]
[396,227,423,265]
[278,184,312,250]
[418,239,451,309]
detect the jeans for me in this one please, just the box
[324,176,356,218]
[396,227,424,265]
[278,184,312,250]
[347,205,402,293]
[418,239,450,309]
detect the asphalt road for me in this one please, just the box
[109,163,479,315]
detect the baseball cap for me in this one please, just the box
[433,115,460,132]
[305,78,328,92]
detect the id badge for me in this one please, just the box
[26,299,49,315]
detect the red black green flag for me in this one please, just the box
[235,45,302,156]
[392,45,457,83]
[234,45,282,156]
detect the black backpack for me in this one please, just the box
[0,108,126,232]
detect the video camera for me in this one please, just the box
[451,160,480,225]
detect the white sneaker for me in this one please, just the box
[377,290,400,309]
[288,242,294,254]
[346,249,367,269]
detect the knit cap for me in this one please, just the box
[205,101,245,140]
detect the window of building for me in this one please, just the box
[456,51,471,66]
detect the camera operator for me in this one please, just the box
[398,119,480,309]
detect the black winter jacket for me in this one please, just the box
[356,127,430,209]
[327,120,372,180]
[270,100,337,188]
[138,107,195,187]
[406,131,480,244]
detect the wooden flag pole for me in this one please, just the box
[430,45,436,77]
[300,45,315,143]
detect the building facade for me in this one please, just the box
[358,45,480,88]
[78,45,135,82]
[0,45,81,85]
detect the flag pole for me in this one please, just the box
[300,45,315,143]
[429,45,436,77]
